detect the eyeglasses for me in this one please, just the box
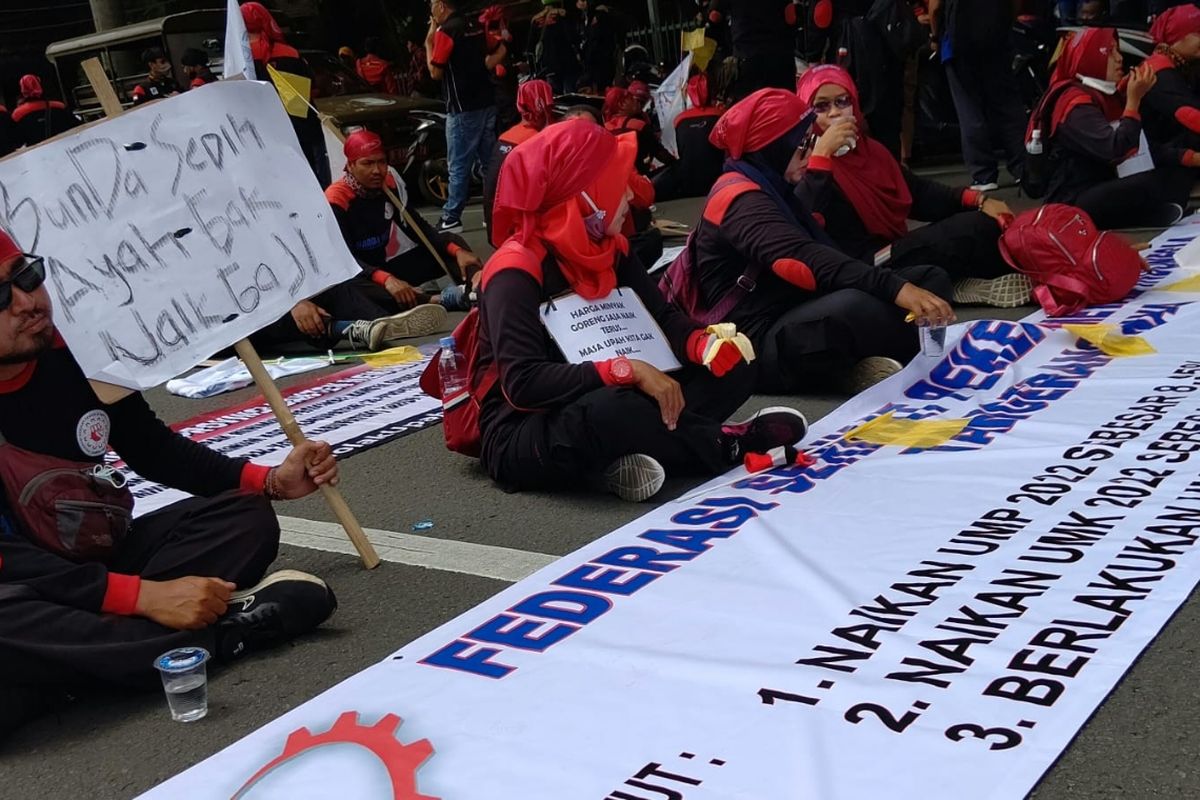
[810,94,854,114]
[0,255,47,312]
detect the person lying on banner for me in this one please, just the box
[793,66,1025,309]
[478,120,808,502]
[1032,27,1189,229]
[0,231,338,737]
[652,73,727,202]
[603,84,679,176]
[484,79,556,246]
[257,131,478,352]
[694,88,955,395]
[241,2,329,186]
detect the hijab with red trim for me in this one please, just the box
[1151,5,1200,46]
[241,2,287,62]
[796,65,912,242]
[1044,28,1124,134]
[488,119,636,300]
[517,79,554,130]
[18,75,43,102]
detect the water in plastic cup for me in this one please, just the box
[920,324,947,358]
[154,647,210,722]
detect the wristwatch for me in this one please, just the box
[609,356,635,385]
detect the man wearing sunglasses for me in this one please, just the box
[0,231,340,736]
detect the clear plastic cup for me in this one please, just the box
[919,324,947,358]
[154,647,210,722]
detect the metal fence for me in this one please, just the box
[624,18,696,68]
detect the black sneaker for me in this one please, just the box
[436,216,464,234]
[721,407,809,463]
[216,570,337,661]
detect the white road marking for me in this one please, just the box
[277,515,557,583]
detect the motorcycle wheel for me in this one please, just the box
[418,158,450,205]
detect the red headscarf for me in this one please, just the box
[343,130,385,162]
[687,74,710,108]
[627,80,651,102]
[517,80,555,129]
[490,120,636,300]
[602,87,628,121]
[0,229,19,263]
[710,88,806,159]
[18,75,43,101]
[1046,28,1123,133]
[796,65,912,242]
[241,2,286,62]
[1151,5,1200,45]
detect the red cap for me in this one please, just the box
[343,130,385,162]
[0,229,20,263]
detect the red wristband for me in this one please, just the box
[371,270,391,287]
[687,329,708,364]
[807,154,834,172]
[240,462,270,494]
[1122,109,1141,121]
[446,242,463,257]
[595,359,616,385]
[102,573,142,615]
[961,188,981,208]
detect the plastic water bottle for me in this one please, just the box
[1026,129,1043,156]
[438,336,468,397]
[837,47,849,67]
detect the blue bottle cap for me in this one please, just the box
[154,646,210,673]
[439,336,456,349]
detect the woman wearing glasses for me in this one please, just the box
[794,65,1026,309]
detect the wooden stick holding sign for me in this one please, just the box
[78,59,380,569]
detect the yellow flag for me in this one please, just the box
[845,412,969,449]
[355,346,423,368]
[1160,273,1200,293]
[680,29,718,72]
[267,63,312,119]
[1062,324,1155,357]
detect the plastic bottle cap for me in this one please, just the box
[439,336,456,349]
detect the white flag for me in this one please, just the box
[652,52,692,159]
[223,0,255,81]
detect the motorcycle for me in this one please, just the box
[399,109,485,206]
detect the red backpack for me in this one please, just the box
[419,309,499,458]
[998,204,1143,317]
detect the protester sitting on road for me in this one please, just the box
[478,120,807,502]
[694,89,955,394]
[356,37,399,95]
[0,231,338,737]
[484,79,556,245]
[131,47,178,105]
[1138,5,1200,211]
[652,73,726,201]
[794,66,1025,308]
[10,75,80,147]
[180,49,218,90]
[258,131,471,352]
[242,2,329,185]
[603,85,679,175]
[1034,28,1191,229]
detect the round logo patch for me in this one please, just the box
[76,409,111,457]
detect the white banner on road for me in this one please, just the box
[119,359,440,516]
[0,81,357,389]
[143,226,1200,799]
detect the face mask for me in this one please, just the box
[580,191,608,241]
[1079,75,1118,95]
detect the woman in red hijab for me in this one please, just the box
[1030,28,1186,229]
[483,79,555,244]
[603,85,679,175]
[794,65,1022,307]
[241,2,328,184]
[687,88,954,394]
[476,120,805,501]
[10,75,80,147]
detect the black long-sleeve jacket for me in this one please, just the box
[1046,101,1143,204]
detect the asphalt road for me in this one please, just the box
[4,179,1198,800]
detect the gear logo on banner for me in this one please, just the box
[231,711,438,799]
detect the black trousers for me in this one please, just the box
[1073,166,1196,230]
[888,212,1008,280]
[254,249,448,348]
[482,363,755,492]
[945,50,1027,186]
[756,264,953,393]
[732,52,798,101]
[0,492,279,700]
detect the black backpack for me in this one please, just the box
[867,0,925,60]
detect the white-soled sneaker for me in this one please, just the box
[374,304,450,344]
[602,454,666,502]
[843,356,904,395]
[952,273,1033,308]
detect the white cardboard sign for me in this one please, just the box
[540,288,682,372]
[0,80,359,389]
